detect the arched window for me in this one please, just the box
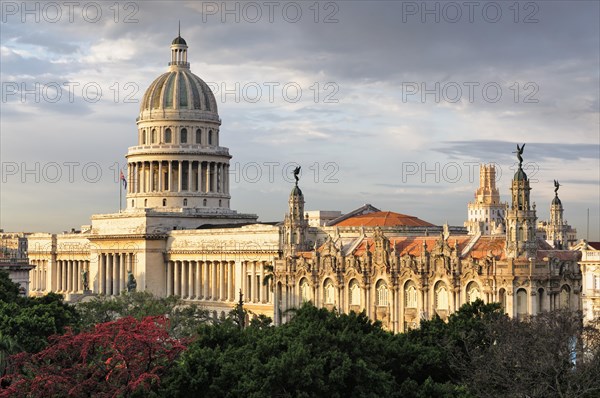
[376,280,389,306]
[560,285,570,309]
[219,199,222,207]
[405,281,417,308]
[180,128,188,143]
[435,281,448,310]
[164,128,172,143]
[498,288,506,312]
[323,279,335,305]
[144,199,147,207]
[162,198,166,207]
[141,130,146,145]
[467,282,481,303]
[131,199,134,207]
[183,198,188,206]
[300,278,311,302]
[208,130,213,145]
[203,199,207,206]
[151,129,157,144]
[349,279,360,306]
[516,288,528,318]
[196,129,201,144]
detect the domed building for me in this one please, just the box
[25,32,583,330]
[126,32,248,215]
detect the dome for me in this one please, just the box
[290,185,303,197]
[140,69,218,115]
[552,195,562,206]
[172,35,187,45]
[513,167,528,181]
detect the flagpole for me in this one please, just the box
[119,176,122,213]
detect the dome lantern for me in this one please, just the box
[169,22,189,69]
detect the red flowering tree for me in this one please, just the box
[0,316,186,398]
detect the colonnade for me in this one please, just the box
[165,260,271,304]
[128,160,229,195]
[241,261,270,303]
[97,253,136,295]
[29,259,48,292]
[54,259,89,293]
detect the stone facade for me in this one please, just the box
[572,240,600,323]
[274,154,582,331]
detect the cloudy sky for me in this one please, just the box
[1,1,599,240]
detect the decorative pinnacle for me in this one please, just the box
[513,143,525,168]
[178,20,181,37]
[293,166,301,185]
[554,179,560,195]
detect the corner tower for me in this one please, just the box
[126,31,231,211]
[505,144,538,258]
[283,168,308,254]
[547,180,567,248]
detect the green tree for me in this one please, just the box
[76,291,210,338]
[0,293,79,353]
[161,303,467,398]
[0,271,20,303]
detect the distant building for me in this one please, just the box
[536,183,577,248]
[464,164,506,236]
[0,260,34,296]
[572,240,600,323]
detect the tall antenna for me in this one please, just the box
[587,208,590,241]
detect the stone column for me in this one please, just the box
[63,261,68,292]
[216,163,221,193]
[119,253,128,293]
[242,261,247,301]
[177,161,182,192]
[259,262,265,303]
[55,261,60,291]
[100,255,106,294]
[182,261,188,298]
[212,261,218,300]
[195,261,201,299]
[196,162,201,192]
[229,262,235,301]
[203,261,209,299]
[188,161,193,192]
[158,161,163,192]
[251,261,257,303]
[168,161,173,192]
[211,162,217,192]
[189,261,195,299]
[206,162,212,192]
[167,261,173,296]
[174,261,180,297]
[223,164,228,195]
[74,261,79,292]
[111,254,116,295]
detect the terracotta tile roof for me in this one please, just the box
[467,236,507,260]
[537,250,581,261]
[350,236,471,257]
[296,251,314,259]
[334,211,435,228]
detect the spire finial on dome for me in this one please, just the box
[178,20,181,37]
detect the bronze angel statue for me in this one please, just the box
[513,143,525,167]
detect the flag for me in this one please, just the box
[120,170,127,189]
